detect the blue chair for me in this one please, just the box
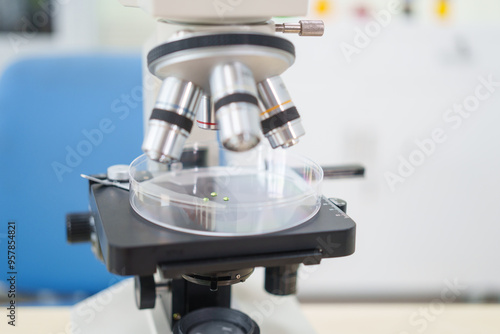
[0,55,143,295]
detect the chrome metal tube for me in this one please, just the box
[196,95,218,130]
[142,77,203,162]
[210,62,261,152]
[257,76,305,149]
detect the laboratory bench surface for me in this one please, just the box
[1,304,499,334]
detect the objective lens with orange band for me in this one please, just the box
[257,76,305,149]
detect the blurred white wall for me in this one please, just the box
[288,22,500,302]
[1,0,500,301]
[0,0,153,73]
[95,1,154,48]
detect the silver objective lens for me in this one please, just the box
[196,95,218,130]
[142,77,203,163]
[210,62,261,152]
[257,76,305,149]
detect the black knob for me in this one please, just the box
[321,164,365,179]
[135,275,156,310]
[264,264,299,296]
[66,212,93,243]
[328,198,347,213]
[173,307,259,334]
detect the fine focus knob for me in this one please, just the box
[135,275,156,310]
[66,212,93,243]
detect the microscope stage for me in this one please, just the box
[91,184,355,277]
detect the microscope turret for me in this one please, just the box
[123,0,322,161]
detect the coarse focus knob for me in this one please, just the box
[135,275,156,310]
[265,264,300,296]
[66,212,93,243]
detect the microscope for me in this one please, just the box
[66,1,361,333]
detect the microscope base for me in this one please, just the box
[71,270,317,334]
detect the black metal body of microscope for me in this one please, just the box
[66,151,363,332]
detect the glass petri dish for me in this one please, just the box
[129,141,323,237]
